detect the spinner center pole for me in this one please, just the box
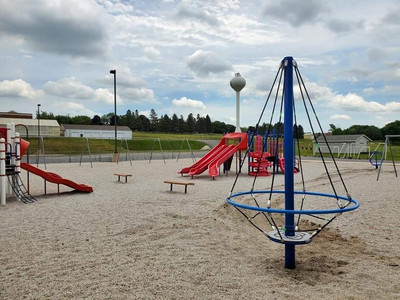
[283,57,295,269]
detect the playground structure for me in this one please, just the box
[247,130,298,176]
[226,57,359,269]
[1,123,93,206]
[179,132,247,179]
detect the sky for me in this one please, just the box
[1,0,400,132]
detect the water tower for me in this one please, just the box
[230,73,246,132]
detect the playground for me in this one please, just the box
[1,56,399,298]
[0,157,399,299]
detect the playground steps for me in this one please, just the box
[7,173,36,204]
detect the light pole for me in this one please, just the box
[110,69,118,162]
[36,104,41,166]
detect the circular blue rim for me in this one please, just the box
[226,190,359,214]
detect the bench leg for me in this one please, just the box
[170,183,173,191]
[125,176,128,183]
[117,176,121,182]
[185,185,187,193]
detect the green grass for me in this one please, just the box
[22,134,400,161]
[132,132,223,140]
[24,135,209,155]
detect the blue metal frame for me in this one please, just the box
[226,190,359,214]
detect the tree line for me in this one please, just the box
[37,109,399,139]
[37,109,236,134]
[329,121,400,140]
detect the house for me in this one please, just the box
[61,124,132,140]
[313,134,371,157]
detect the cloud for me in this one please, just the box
[143,47,160,60]
[120,87,156,104]
[325,18,364,33]
[300,81,400,113]
[44,77,96,99]
[172,97,206,109]
[330,114,352,120]
[53,101,99,117]
[177,3,219,26]
[0,0,110,57]
[263,0,329,26]
[187,50,232,77]
[0,79,43,99]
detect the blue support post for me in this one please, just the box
[283,57,295,269]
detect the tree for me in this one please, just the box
[196,114,206,133]
[91,115,102,125]
[149,109,158,131]
[71,115,91,125]
[37,111,55,119]
[329,124,343,135]
[274,122,284,134]
[205,115,212,133]
[139,115,150,131]
[187,113,196,133]
[179,115,188,132]
[293,124,304,139]
[381,120,400,137]
[55,114,72,124]
[171,114,179,133]
[159,114,171,132]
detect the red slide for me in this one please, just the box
[21,162,93,193]
[179,133,247,177]
[208,144,241,178]
[179,139,226,175]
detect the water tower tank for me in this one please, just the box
[230,73,246,92]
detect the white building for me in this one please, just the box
[0,117,60,137]
[314,134,371,157]
[61,124,132,140]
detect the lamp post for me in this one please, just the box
[36,104,41,166]
[110,69,118,162]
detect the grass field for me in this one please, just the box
[22,132,400,161]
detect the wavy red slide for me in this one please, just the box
[21,162,93,193]
[208,145,238,178]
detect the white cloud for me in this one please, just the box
[53,101,98,117]
[330,114,352,120]
[0,79,43,99]
[187,50,232,77]
[143,47,160,60]
[0,0,110,57]
[172,97,206,109]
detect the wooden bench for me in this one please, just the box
[164,180,194,193]
[114,173,132,183]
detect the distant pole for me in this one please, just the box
[230,73,246,133]
[283,57,295,269]
[110,70,118,161]
[37,103,41,167]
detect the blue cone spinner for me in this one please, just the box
[226,56,359,270]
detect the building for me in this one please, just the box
[61,124,132,140]
[0,111,60,137]
[313,134,371,157]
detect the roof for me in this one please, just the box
[316,134,371,143]
[61,124,132,131]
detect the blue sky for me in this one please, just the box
[1,0,400,132]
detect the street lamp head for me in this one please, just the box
[38,104,41,107]
[110,70,116,74]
